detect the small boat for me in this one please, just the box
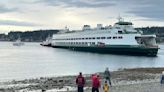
[40,36,52,47]
[13,39,24,46]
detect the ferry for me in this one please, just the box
[47,17,159,56]
[40,36,52,47]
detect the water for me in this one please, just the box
[0,42,164,81]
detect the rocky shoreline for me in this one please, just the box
[0,68,164,92]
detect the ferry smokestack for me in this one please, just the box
[97,24,103,29]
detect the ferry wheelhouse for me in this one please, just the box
[50,18,159,56]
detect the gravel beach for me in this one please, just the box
[0,68,164,92]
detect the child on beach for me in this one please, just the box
[103,81,109,92]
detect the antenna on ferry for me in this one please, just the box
[65,26,69,31]
[117,14,124,22]
[65,26,67,30]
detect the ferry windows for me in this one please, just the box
[97,37,100,39]
[118,36,123,39]
[118,30,123,34]
[92,37,95,39]
[92,42,95,45]
[113,37,117,39]
[107,37,111,39]
[101,37,106,39]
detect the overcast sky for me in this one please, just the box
[0,0,164,33]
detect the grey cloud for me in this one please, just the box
[36,0,115,8]
[3,0,162,21]
[0,20,41,27]
[0,5,17,13]
[91,0,164,21]
[126,0,164,21]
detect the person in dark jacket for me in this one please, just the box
[161,71,164,84]
[91,74,100,92]
[76,72,85,92]
[104,67,112,86]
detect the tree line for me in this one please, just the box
[0,29,59,42]
[0,27,164,42]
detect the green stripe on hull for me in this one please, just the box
[51,45,159,56]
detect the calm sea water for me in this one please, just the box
[0,42,164,81]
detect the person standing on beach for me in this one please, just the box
[161,71,164,84]
[76,72,85,92]
[91,74,101,92]
[104,67,112,86]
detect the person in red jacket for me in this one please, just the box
[91,74,101,92]
[76,72,85,92]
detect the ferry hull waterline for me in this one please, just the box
[42,17,159,56]
[51,45,158,56]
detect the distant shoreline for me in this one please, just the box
[0,27,164,43]
[1,41,164,44]
[0,67,164,92]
